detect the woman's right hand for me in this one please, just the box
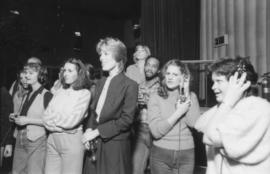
[183,74,190,97]
[4,145,12,157]
[223,72,251,107]
[9,113,17,122]
[175,98,191,117]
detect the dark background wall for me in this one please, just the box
[0,0,200,90]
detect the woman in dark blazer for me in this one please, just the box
[82,37,138,174]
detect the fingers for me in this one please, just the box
[242,81,251,91]
[229,72,238,84]
[84,141,90,150]
[231,72,249,88]
[238,72,247,85]
[4,147,12,157]
[4,150,12,157]
[82,133,89,144]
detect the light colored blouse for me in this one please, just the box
[43,87,91,132]
[195,96,270,174]
[148,90,200,150]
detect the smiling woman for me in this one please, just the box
[195,57,270,174]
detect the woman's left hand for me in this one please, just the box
[182,74,191,98]
[223,72,251,107]
[82,129,99,144]
[14,116,29,126]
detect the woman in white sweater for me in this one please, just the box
[195,57,270,174]
[43,58,91,174]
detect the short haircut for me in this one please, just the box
[96,37,127,71]
[60,58,91,90]
[145,56,160,69]
[209,57,258,84]
[27,57,42,65]
[209,57,258,96]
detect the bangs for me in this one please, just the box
[24,63,41,72]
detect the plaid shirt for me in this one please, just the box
[138,77,160,123]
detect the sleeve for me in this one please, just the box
[217,101,270,164]
[85,79,102,130]
[97,82,138,139]
[125,66,132,78]
[184,92,201,127]
[194,106,216,133]
[43,91,53,109]
[85,105,98,130]
[1,87,15,145]
[9,81,16,96]
[44,90,91,130]
[148,95,172,139]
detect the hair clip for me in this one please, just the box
[237,63,246,74]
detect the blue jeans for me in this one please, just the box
[12,133,46,174]
[132,123,152,174]
[150,145,194,174]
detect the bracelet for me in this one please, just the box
[221,102,233,108]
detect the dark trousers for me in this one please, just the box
[132,123,152,174]
[84,138,132,174]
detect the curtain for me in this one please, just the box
[200,0,270,75]
[140,0,200,64]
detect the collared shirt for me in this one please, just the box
[138,77,160,105]
[138,77,160,123]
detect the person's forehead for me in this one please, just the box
[212,73,226,80]
[28,58,41,64]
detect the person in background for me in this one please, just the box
[195,57,270,174]
[8,63,52,174]
[132,56,161,174]
[82,37,138,174]
[126,45,151,84]
[43,58,91,174]
[148,59,200,174]
[4,69,29,158]
[27,57,42,65]
[85,63,96,97]
[9,56,42,99]
[50,66,63,95]
[0,86,13,169]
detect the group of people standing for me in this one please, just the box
[0,36,270,174]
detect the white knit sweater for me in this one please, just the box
[195,96,270,174]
